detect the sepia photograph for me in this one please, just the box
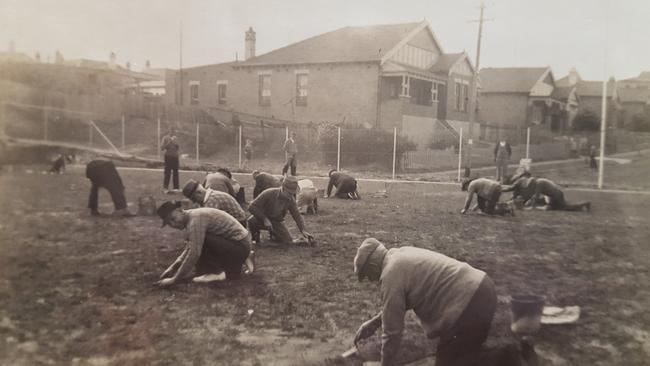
[1,0,649,365]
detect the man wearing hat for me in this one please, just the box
[182,179,248,226]
[252,170,282,199]
[353,238,496,366]
[155,202,252,287]
[203,168,247,207]
[460,177,514,216]
[247,175,314,245]
[325,169,360,199]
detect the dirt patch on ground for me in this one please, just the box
[1,165,649,365]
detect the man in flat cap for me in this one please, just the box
[155,201,252,287]
[182,179,248,226]
[85,159,134,217]
[252,170,282,199]
[325,169,360,199]
[460,177,514,216]
[353,238,496,366]
[247,175,314,245]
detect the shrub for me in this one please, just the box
[572,110,600,132]
[626,113,650,132]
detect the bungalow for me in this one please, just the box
[167,21,477,149]
[556,68,621,127]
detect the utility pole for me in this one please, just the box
[467,0,493,176]
[178,21,183,106]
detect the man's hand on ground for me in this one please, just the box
[460,208,467,215]
[354,319,380,346]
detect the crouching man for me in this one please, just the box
[326,169,360,199]
[509,178,590,212]
[247,176,315,245]
[353,238,496,366]
[460,177,514,216]
[155,202,252,287]
[86,159,134,217]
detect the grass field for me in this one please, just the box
[1,165,649,365]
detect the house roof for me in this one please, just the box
[430,53,464,73]
[479,67,549,93]
[638,71,650,80]
[619,88,650,104]
[575,79,616,98]
[552,86,576,101]
[0,51,34,63]
[240,22,422,66]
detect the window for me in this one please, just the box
[455,82,462,111]
[296,73,308,106]
[217,81,227,105]
[259,74,271,106]
[431,83,439,102]
[462,83,469,112]
[189,82,199,105]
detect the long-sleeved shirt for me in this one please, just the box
[530,178,563,203]
[380,247,485,365]
[501,176,536,201]
[203,172,235,197]
[283,138,298,155]
[203,189,248,222]
[253,172,282,198]
[494,142,511,162]
[173,208,251,281]
[297,179,318,209]
[463,178,500,210]
[326,171,356,196]
[161,135,180,157]
[248,187,305,232]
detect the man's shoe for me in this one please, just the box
[192,273,226,283]
[90,209,100,216]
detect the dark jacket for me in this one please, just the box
[86,160,124,190]
[253,172,282,199]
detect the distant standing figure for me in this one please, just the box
[569,137,578,158]
[494,139,512,183]
[161,127,180,192]
[85,159,134,217]
[252,170,282,199]
[243,139,253,170]
[282,131,298,176]
[326,169,360,199]
[589,144,598,170]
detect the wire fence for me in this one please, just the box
[3,101,650,187]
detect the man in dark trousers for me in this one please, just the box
[155,202,252,287]
[247,176,314,245]
[325,169,360,199]
[85,159,134,217]
[252,170,282,199]
[460,177,514,216]
[161,127,180,192]
[494,139,512,183]
[282,131,298,176]
[353,238,496,366]
[512,177,591,212]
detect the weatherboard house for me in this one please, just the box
[168,21,477,148]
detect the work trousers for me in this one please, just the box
[164,155,180,189]
[196,233,251,280]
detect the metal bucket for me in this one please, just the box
[510,294,545,335]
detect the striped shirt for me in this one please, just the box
[203,189,248,222]
[174,208,251,280]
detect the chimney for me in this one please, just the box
[568,67,580,86]
[55,49,64,64]
[145,60,151,70]
[109,52,117,69]
[126,61,131,70]
[35,52,41,62]
[245,27,256,60]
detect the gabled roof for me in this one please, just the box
[619,88,650,104]
[552,86,576,101]
[240,22,422,66]
[430,53,464,73]
[479,67,550,93]
[575,79,616,98]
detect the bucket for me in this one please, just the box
[510,294,545,335]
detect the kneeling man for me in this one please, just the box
[155,202,252,287]
[353,238,496,366]
[460,177,514,216]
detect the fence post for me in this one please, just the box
[43,106,49,141]
[457,128,463,182]
[89,122,93,146]
[598,80,607,189]
[196,122,200,166]
[337,126,341,171]
[121,115,125,151]
[392,127,397,180]
[157,117,161,159]
[526,127,531,159]
[238,125,242,169]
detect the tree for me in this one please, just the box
[572,110,600,132]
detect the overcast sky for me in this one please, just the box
[1,0,648,80]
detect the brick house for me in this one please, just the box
[477,67,570,139]
[616,71,650,127]
[556,68,621,127]
[166,21,476,149]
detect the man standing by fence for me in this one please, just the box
[494,139,512,183]
[282,131,298,176]
[161,127,180,193]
